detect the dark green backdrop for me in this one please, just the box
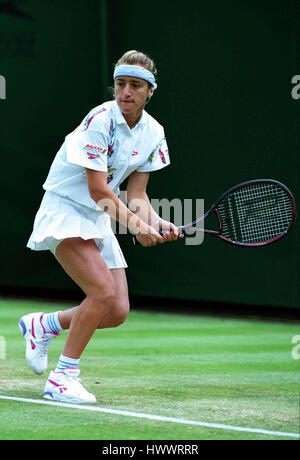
[0,0,299,309]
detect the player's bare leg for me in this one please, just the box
[44,237,129,404]
[55,238,129,358]
[58,268,130,331]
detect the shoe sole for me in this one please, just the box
[43,391,96,404]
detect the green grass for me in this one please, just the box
[0,299,299,440]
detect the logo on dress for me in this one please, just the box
[85,144,107,154]
[87,153,100,160]
[84,144,107,160]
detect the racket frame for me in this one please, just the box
[178,179,296,247]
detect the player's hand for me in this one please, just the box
[155,220,184,243]
[136,226,164,247]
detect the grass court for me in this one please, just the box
[0,299,299,440]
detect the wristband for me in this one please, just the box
[152,218,162,228]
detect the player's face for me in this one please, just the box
[114,76,154,115]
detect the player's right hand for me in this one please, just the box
[135,227,164,247]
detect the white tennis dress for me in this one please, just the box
[27,100,170,268]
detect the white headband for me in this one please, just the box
[113,65,157,90]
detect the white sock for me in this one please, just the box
[42,312,64,334]
[55,354,80,372]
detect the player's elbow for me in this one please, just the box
[88,185,103,203]
[89,185,113,209]
[86,169,112,205]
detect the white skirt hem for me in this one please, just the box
[26,191,127,269]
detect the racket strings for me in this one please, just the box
[217,183,294,244]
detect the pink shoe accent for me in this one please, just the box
[48,379,67,394]
[48,379,61,387]
[31,318,35,338]
[39,314,46,334]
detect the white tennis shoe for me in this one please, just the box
[19,312,59,375]
[43,368,96,404]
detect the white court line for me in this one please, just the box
[0,395,299,439]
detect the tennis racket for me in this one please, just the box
[133,179,296,247]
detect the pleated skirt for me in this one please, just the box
[27,191,127,269]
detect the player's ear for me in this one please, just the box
[145,86,154,105]
[148,86,154,98]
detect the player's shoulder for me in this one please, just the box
[81,101,115,132]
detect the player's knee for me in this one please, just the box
[89,286,117,316]
[100,289,119,313]
[117,302,130,326]
[110,298,130,328]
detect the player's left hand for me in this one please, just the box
[155,220,184,242]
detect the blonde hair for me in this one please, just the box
[115,50,158,86]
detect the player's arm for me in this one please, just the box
[127,171,182,241]
[85,168,163,247]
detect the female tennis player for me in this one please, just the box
[19,50,183,404]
